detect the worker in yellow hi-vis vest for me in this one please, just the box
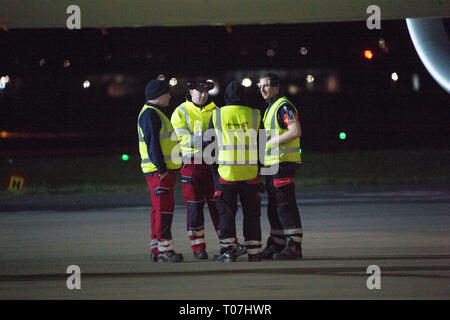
[257,73,303,260]
[171,80,247,260]
[210,80,263,262]
[138,79,183,263]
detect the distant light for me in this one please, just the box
[306,75,315,83]
[391,72,399,82]
[225,24,233,34]
[339,132,347,140]
[169,78,178,86]
[0,131,8,138]
[208,80,220,96]
[242,78,252,87]
[157,74,165,81]
[288,84,300,95]
[327,75,339,93]
[63,59,71,68]
[412,73,420,91]
[299,148,302,155]
[0,76,9,90]
[378,38,389,53]
[1,23,9,32]
[8,158,13,165]
[121,154,129,161]
[300,47,308,55]
[364,50,373,60]
[83,80,90,89]
[266,49,275,57]
[39,58,46,66]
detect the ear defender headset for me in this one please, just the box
[187,80,215,91]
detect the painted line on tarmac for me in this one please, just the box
[1,264,449,282]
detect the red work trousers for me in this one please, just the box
[145,170,176,255]
[181,162,220,253]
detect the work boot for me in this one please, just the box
[214,247,236,262]
[260,237,284,260]
[194,251,208,260]
[248,253,262,262]
[234,244,247,257]
[151,253,158,262]
[157,250,184,263]
[273,239,303,260]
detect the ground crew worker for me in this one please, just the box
[170,80,221,259]
[210,80,262,262]
[257,73,303,260]
[137,79,183,263]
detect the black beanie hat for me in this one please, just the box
[224,80,246,105]
[145,80,169,101]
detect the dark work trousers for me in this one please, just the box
[145,170,177,255]
[265,162,303,247]
[214,174,262,255]
[181,162,220,253]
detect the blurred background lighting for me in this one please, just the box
[300,47,308,55]
[169,78,178,86]
[121,154,129,161]
[306,74,315,83]
[339,131,347,140]
[266,48,275,57]
[0,76,9,90]
[156,74,165,81]
[83,80,90,88]
[288,84,300,95]
[208,80,219,96]
[241,78,252,87]
[412,73,420,91]
[63,59,71,68]
[327,75,339,92]
[364,50,373,60]
[391,72,399,81]
[378,38,389,53]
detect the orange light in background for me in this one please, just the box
[1,131,9,138]
[364,50,373,60]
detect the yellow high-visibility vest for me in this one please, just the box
[137,104,181,173]
[263,96,301,166]
[171,100,217,159]
[212,105,261,181]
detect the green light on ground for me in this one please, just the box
[339,132,347,140]
[121,154,129,161]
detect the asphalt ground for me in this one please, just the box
[0,186,449,300]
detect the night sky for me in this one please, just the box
[0,19,449,156]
